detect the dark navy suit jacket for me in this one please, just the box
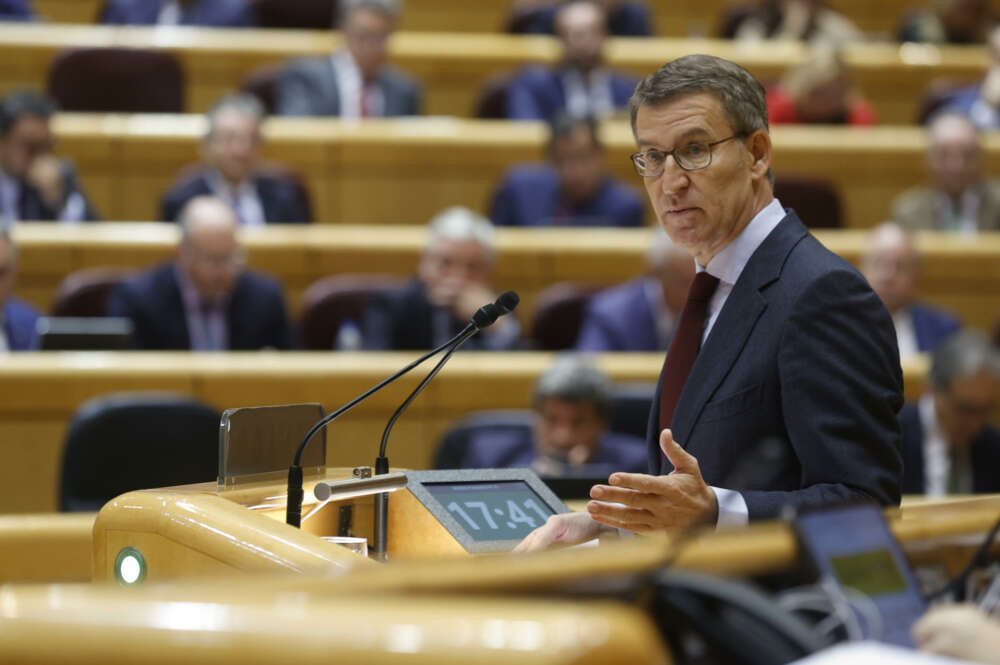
[99,0,254,26]
[0,0,33,20]
[14,163,100,222]
[899,403,1000,494]
[276,57,422,117]
[460,426,648,473]
[576,278,663,352]
[515,2,653,37]
[506,66,637,121]
[646,211,904,520]
[491,165,643,227]
[3,298,40,351]
[909,302,961,353]
[107,263,295,350]
[159,168,312,224]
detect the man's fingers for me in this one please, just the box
[607,472,667,493]
[591,483,672,511]
[660,429,701,475]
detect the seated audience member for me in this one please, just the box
[766,48,876,125]
[900,329,1000,496]
[914,604,1000,663]
[276,0,421,118]
[109,196,295,350]
[576,231,694,351]
[509,0,653,37]
[456,355,647,474]
[0,91,99,226]
[892,111,1000,232]
[160,94,311,224]
[491,113,643,227]
[0,0,33,20]
[99,0,254,27]
[361,207,519,351]
[942,25,1000,129]
[898,0,992,44]
[0,231,39,351]
[507,0,637,121]
[730,0,861,47]
[861,222,960,359]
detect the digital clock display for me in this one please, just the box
[424,480,556,542]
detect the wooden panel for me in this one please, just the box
[0,512,94,582]
[0,24,987,122]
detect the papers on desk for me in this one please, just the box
[791,641,980,665]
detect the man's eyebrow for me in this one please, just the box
[636,127,713,149]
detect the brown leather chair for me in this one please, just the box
[473,73,514,119]
[298,274,403,350]
[253,0,338,29]
[773,176,844,229]
[529,282,601,351]
[47,48,185,113]
[50,267,133,318]
[240,64,283,114]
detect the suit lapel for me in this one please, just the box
[670,213,808,447]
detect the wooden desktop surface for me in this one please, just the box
[0,23,987,123]
[42,114,1000,229]
[14,224,1000,333]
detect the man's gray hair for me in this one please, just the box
[425,206,495,258]
[205,93,265,139]
[340,0,400,22]
[533,354,612,420]
[929,329,1000,391]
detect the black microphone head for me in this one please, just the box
[495,291,520,315]
[472,303,500,329]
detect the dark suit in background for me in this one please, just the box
[160,168,312,224]
[491,165,643,227]
[460,427,648,473]
[506,66,636,121]
[0,0,33,20]
[576,278,662,351]
[13,163,100,222]
[275,57,422,117]
[99,0,254,26]
[648,211,903,520]
[909,302,962,353]
[2,298,39,350]
[108,263,295,350]
[514,2,653,37]
[899,403,1000,494]
[361,279,517,351]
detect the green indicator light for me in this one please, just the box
[114,547,146,586]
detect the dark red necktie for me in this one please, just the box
[658,271,720,432]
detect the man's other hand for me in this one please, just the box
[512,511,607,553]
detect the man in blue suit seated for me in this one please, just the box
[362,207,520,351]
[861,222,961,361]
[507,0,637,121]
[491,113,644,227]
[0,231,39,351]
[161,94,311,225]
[577,230,694,351]
[109,196,295,350]
[511,0,652,37]
[0,91,99,225]
[900,330,1000,496]
[276,0,421,118]
[99,0,254,27]
[458,355,647,474]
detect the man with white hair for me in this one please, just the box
[361,206,519,350]
[109,196,295,350]
[577,230,695,351]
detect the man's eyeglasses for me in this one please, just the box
[630,135,744,177]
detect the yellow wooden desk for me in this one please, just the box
[43,114,1000,228]
[0,512,94,583]
[0,24,987,122]
[13,224,1000,333]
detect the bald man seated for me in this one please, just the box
[108,196,296,350]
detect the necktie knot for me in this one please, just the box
[689,272,720,302]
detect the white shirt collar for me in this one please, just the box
[700,197,785,285]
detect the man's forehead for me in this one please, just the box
[634,93,729,145]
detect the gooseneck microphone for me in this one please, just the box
[284,291,520,529]
[371,291,520,559]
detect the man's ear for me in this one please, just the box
[746,130,772,182]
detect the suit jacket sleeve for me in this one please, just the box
[276,63,322,116]
[506,75,546,120]
[741,269,904,518]
[360,291,396,350]
[107,282,147,350]
[575,304,615,351]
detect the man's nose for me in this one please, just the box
[659,158,690,196]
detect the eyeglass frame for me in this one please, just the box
[629,134,747,178]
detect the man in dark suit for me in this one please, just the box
[362,206,519,351]
[0,0,34,20]
[0,231,39,351]
[576,230,694,351]
[160,93,311,224]
[0,91,99,225]
[507,0,637,121]
[518,54,902,550]
[491,113,644,227]
[99,0,254,27]
[458,355,647,474]
[900,330,1000,496]
[276,0,421,118]
[512,0,653,37]
[861,222,961,360]
[109,196,295,351]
